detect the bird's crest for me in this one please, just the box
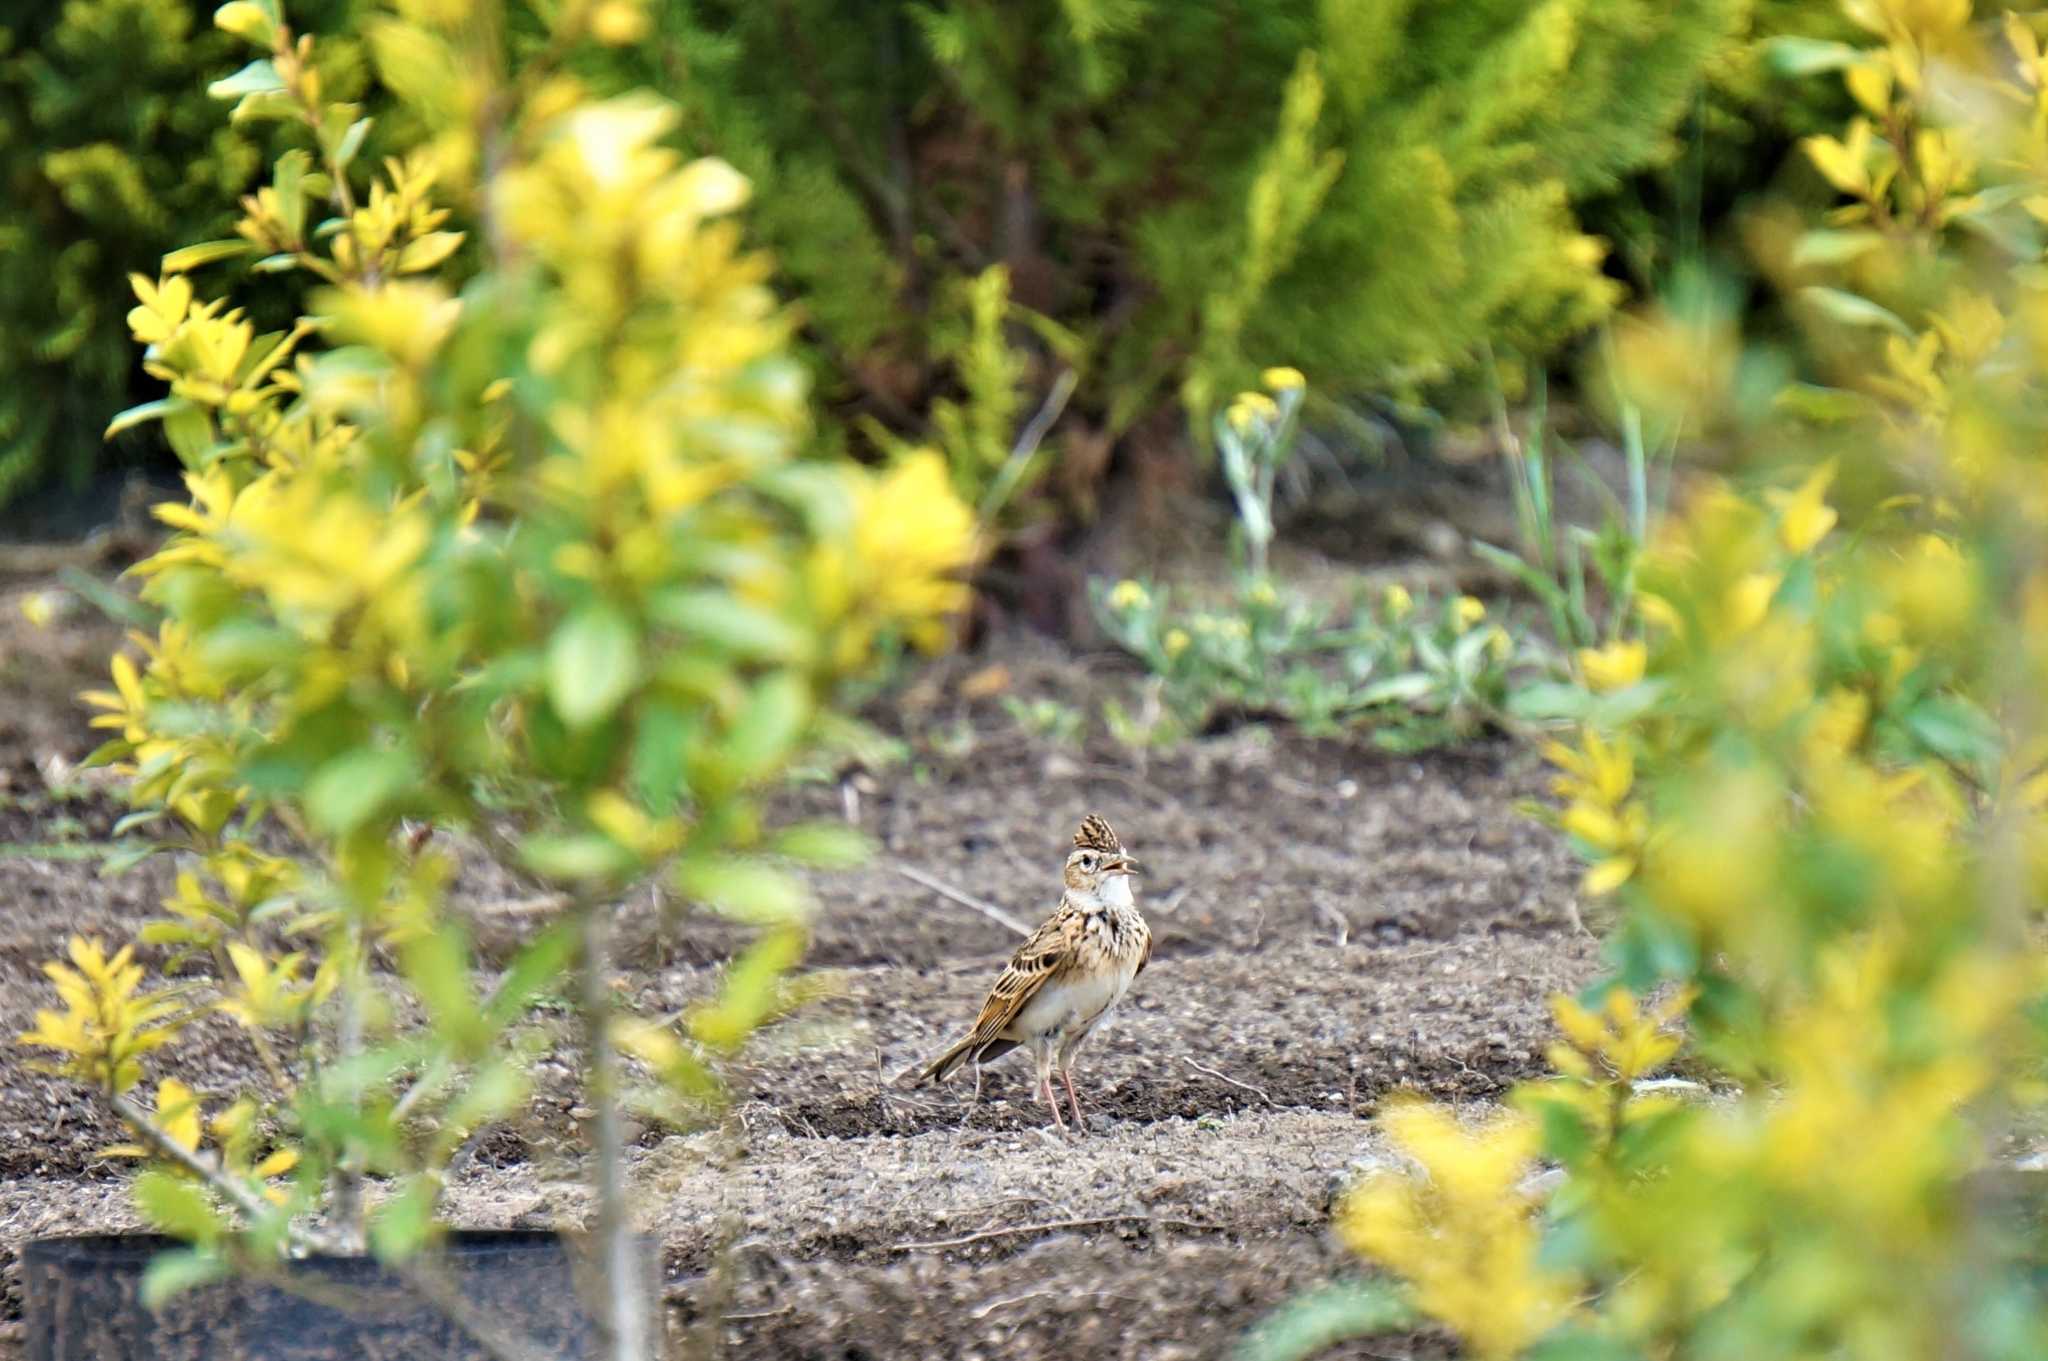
[1073,814,1122,853]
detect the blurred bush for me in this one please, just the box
[1249,5,2048,1358]
[0,0,366,512]
[633,0,1746,517]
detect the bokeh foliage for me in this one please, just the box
[1254,4,2048,1358]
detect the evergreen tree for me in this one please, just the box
[651,0,1746,483]
[0,0,364,511]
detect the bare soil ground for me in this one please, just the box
[0,563,1596,1360]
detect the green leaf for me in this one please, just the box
[100,840,161,877]
[401,924,483,1053]
[651,589,804,661]
[139,921,208,947]
[771,822,873,868]
[1791,229,1884,268]
[162,404,216,469]
[483,923,577,1028]
[369,1176,438,1262]
[305,747,420,835]
[162,240,254,274]
[674,856,810,924]
[207,59,285,100]
[1799,286,1913,338]
[135,1169,225,1244]
[630,702,700,812]
[333,118,372,172]
[213,1,277,46]
[722,672,810,782]
[1773,382,1872,424]
[140,1246,228,1308]
[1507,681,1594,720]
[437,1059,528,1149]
[227,90,300,124]
[1903,697,2001,774]
[547,604,640,729]
[690,926,807,1051]
[1353,673,1436,706]
[105,398,185,440]
[1764,36,1862,75]
[1234,1280,1415,1361]
[520,833,637,883]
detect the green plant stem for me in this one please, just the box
[578,892,649,1361]
[108,1090,345,1255]
[331,917,367,1254]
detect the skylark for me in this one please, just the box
[911,814,1151,1133]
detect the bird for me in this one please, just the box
[909,813,1151,1133]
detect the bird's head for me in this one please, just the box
[1063,814,1138,899]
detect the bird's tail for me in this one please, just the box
[902,1034,1016,1087]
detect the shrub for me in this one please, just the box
[1247,6,2048,1357]
[639,0,1745,516]
[0,0,369,510]
[17,1,974,1353]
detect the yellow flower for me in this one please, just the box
[1108,579,1150,612]
[1261,366,1306,392]
[1765,460,1839,555]
[1577,639,1647,692]
[1226,391,1279,432]
[1487,627,1513,663]
[19,592,58,628]
[1383,584,1413,621]
[1163,628,1190,659]
[1246,579,1278,607]
[1453,596,1487,632]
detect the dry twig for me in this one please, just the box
[886,860,1032,936]
[1182,1056,1276,1106]
[891,1214,1220,1253]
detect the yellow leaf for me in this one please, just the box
[1764,460,1839,555]
[395,231,464,273]
[253,1147,300,1178]
[154,1078,203,1154]
[1576,640,1647,693]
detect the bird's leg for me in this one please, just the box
[1034,1047,1068,1133]
[1060,1062,1086,1132]
[1057,1030,1092,1131]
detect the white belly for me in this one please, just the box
[1012,956,1139,1043]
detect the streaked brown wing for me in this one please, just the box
[1133,922,1152,979]
[962,905,1081,1048]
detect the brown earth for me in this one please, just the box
[0,567,1598,1361]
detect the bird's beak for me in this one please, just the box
[1108,854,1139,876]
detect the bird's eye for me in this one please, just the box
[1080,853,1095,869]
